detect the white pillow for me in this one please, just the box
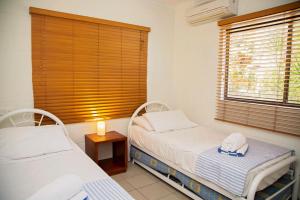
[133,116,154,131]
[143,110,198,132]
[0,125,72,160]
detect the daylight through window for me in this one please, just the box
[216,6,300,136]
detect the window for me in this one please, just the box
[30,8,149,124]
[226,20,299,106]
[216,2,300,136]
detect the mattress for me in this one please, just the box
[129,125,290,197]
[130,146,293,200]
[0,138,109,200]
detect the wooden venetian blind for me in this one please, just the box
[216,2,300,136]
[31,7,150,124]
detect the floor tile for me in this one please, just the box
[112,173,126,182]
[112,162,146,181]
[173,190,192,200]
[129,190,147,200]
[160,194,182,200]
[126,162,146,177]
[138,182,172,200]
[117,179,135,192]
[113,163,192,200]
[126,173,158,189]
[156,180,176,193]
[111,162,140,179]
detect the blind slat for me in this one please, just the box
[31,12,148,124]
[216,5,300,136]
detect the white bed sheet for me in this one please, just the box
[130,125,290,197]
[0,138,109,200]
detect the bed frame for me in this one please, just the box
[0,109,137,200]
[0,108,69,136]
[128,101,299,200]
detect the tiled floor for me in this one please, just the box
[112,162,192,200]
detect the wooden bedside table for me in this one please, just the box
[85,131,128,175]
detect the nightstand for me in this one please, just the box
[85,131,128,175]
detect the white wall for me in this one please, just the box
[172,0,300,194]
[0,0,175,152]
[1,0,300,194]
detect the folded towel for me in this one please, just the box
[221,132,247,152]
[218,143,249,157]
[27,174,83,200]
[70,191,88,200]
[237,143,249,155]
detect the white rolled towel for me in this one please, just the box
[237,143,249,155]
[27,174,83,200]
[221,132,247,152]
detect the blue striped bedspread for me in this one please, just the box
[195,139,292,196]
[83,178,134,200]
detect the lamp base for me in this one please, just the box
[97,131,106,136]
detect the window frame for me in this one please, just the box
[216,2,300,137]
[223,21,300,108]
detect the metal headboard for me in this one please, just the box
[127,101,170,138]
[0,108,69,136]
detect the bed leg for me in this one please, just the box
[292,166,299,200]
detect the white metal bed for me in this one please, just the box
[0,108,68,134]
[0,108,134,200]
[128,101,299,200]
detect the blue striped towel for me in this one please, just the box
[195,139,291,196]
[83,178,134,200]
[217,146,248,157]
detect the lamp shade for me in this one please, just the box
[97,120,106,136]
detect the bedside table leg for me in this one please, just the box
[112,140,128,170]
[85,137,98,163]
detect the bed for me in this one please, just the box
[0,109,134,200]
[128,101,299,200]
